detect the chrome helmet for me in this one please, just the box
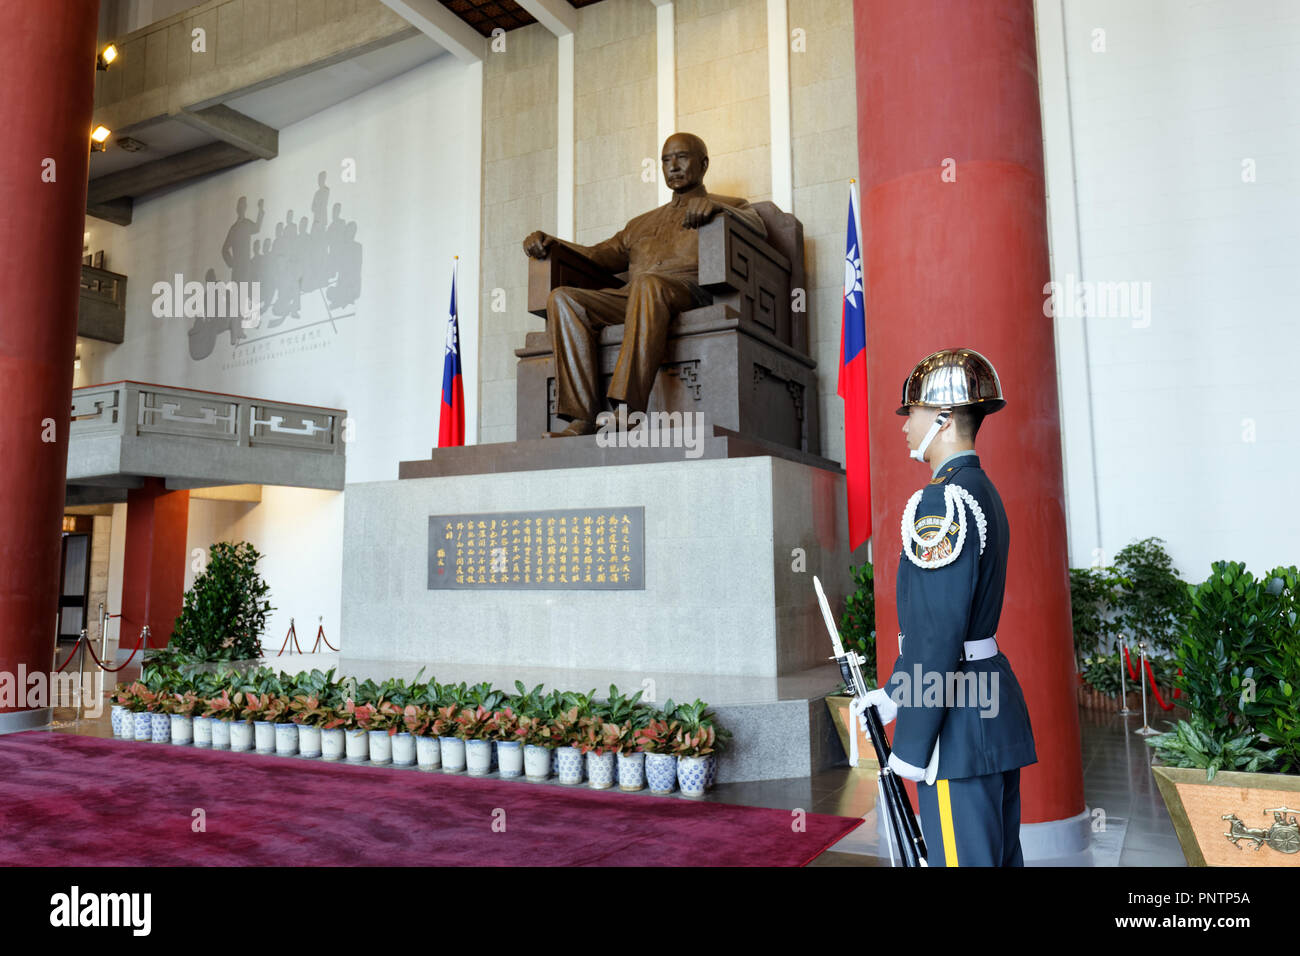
[896,348,1006,416]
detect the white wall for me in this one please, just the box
[79,53,479,652]
[1040,0,1300,581]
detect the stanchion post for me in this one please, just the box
[1135,640,1159,736]
[1116,632,1133,716]
[75,627,88,722]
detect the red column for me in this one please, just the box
[121,480,191,649]
[855,0,1084,830]
[0,2,100,720]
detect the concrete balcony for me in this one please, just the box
[66,381,347,506]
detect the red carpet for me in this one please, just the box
[0,732,860,866]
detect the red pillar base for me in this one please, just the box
[122,479,190,649]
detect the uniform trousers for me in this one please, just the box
[546,272,706,422]
[915,768,1024,867]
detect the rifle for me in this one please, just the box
[814,575,928,867]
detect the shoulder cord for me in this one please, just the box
[900,484,988,570]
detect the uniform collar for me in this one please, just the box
[669,184,708,207]
[931,448,978,478]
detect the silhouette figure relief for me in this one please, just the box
[190,171,362,361]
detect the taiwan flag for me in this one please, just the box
[838,182,871,550]
[438,264,465,447]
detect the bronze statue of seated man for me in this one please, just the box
[522,132,766,437]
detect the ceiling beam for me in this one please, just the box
[175,105,279,161]
[380,0,487,62]
[87,141,261,206]
[515,0,577,36]
[86,196,134,226]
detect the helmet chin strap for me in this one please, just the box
[909,408,951,463]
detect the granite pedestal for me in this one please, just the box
[341,444,867,781]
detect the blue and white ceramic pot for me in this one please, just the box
[367,730,392,765]
[110,704,127,737]
[132,712,151,741]
[192,715,212,748]
[586,751,616,789]
[169,714,193,745]
[416,735,441,771]
[320,727,345,760]
[254,721,276,754]
[211,718,232,750]
[677,755,708,796]
[645,752,677,793]
[497,740,524,778]
[617,751,646,791]
[465,739,492,775]
[150,712,171,743]
[275,722,298,756]
[704,753,718,789]
[439,736,466,772]
[297,724,322,758]
[344,728,369,762]
[229,721,255,752]
[555,745,584,785]
[391,732,416,767]
[524,744,552,780]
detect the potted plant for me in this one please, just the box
[490,707,525,778]
[516,713,556,780]
[672,724,718,797]
[340,699,374,763]
[164,690,201,745]
[550,704,588,785]
[574,718,622,789]
[433,683,467,772]
[636,715,681,794]
[170,541,273,661]
[403,703,441,771]
[456,705,496,776]
[363,699,403,766]
[203,688,242,750]
[288,691,335,759]
[1148,562,1300,866]
[243,691,286,754]
[616,719,646,791]
[109,683,135,738]
[672,699,727,790]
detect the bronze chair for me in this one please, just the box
[515,201,820,455]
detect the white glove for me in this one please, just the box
[888,751,927,782]
[862,688,898,725]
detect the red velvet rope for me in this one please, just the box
[1143,658,1175,711]
[312,624,339,652]
[1123,644,1140,681]
[54,635,84,673]
[85,629,147,673]
[277,622,305,657]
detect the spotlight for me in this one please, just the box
[96,45,118,70]
[90,125,111,152]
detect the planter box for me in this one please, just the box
[1151,761,1300,867]
[824,695,879,772]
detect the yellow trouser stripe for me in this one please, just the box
[937,779,959,867]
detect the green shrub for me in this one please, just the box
[839,561,877,690]
[1111,538,1189,656]
[170,541,273,661]
[1149,562,1300,776]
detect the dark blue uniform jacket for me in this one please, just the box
[887,454,1037,779]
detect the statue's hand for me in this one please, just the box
[681,196,721,229]
[523,231,555,259]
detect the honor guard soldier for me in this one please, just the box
[863,348,1037,866]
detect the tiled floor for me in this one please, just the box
[35,691,1187,866]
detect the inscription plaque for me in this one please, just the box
[428,507,645,590]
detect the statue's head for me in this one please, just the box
[236,196,247,217]
[662,133,708,193]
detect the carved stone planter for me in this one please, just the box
[824,695,879,772]
[1151,760,1300,866]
